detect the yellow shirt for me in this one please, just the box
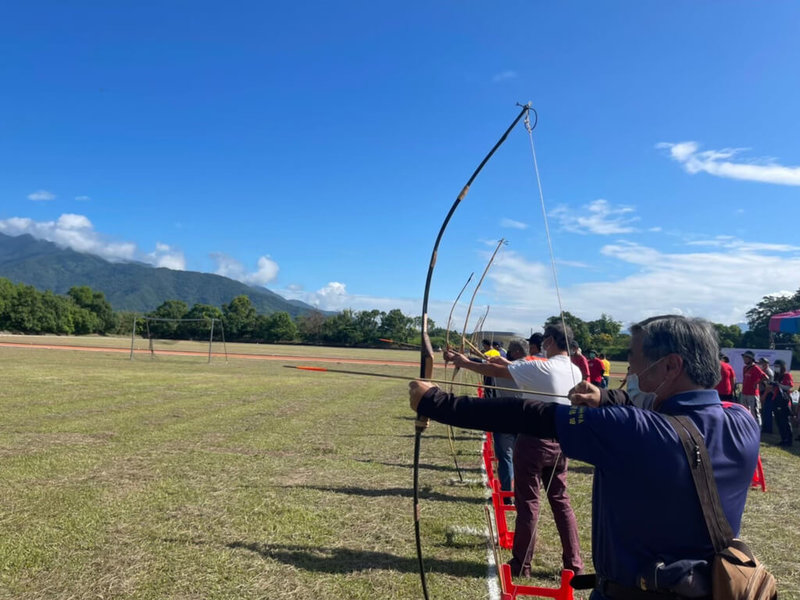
[484,349,501,358]
[601,358,611,376]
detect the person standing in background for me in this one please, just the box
[767,359,794,446]
[740,350,767,426]
[587,351,606,388]
[599,353,611,388]
[715,354,736,402]
[570,340,590,381]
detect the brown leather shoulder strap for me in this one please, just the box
[663,414,734,552]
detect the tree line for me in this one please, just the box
[1,277,798,364]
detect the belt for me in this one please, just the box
[570,575,710,600]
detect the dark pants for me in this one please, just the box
[510,435,583,575]
[775,401,793,444]
[761,395,774,433]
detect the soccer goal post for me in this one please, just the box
[129,316,228,363]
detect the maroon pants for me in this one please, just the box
[511,434,583,574]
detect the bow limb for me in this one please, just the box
[414,103,531,600]
[442,272,473,483]
[444,272,474,353]
[470,305,491,354]
[460,238,506,356]
[447,236,503,478]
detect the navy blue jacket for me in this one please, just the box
[418,388,760,596]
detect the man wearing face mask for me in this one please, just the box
[409,315,760,599]
[440,323,584,578]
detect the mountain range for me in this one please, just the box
[0,233,320,317]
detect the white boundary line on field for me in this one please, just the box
[481,432,502,600]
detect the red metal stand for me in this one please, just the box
[751,454,766,491]
[499,564,575,600]
[483,435,575,599]
[483,432,496,483]
[491,478,516,549]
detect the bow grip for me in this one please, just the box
[416,331,435,431]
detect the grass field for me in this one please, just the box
[1,336,799,599]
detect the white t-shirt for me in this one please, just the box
[507,355,581,406]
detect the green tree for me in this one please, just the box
[380,309,414,343]
[113,312,138,336]
[321,309,359,345]
[146,300,189,338]
[177,304,223,340]
[223,295,257,341]
[6,283,42,332]
[67,286,117,333]
[545,311,591,349]
[744,292,800,349]
[713,323,744,349]
[590,332,614,351]
[587,313,622,337]
[297,310,326,343]
[71,305,101,335]
[354,309,382,344]
[0,278,18,330]
[256,311,297,343]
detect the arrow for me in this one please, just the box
[284,365,568,399]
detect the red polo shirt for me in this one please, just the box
[715,361,736,396]
[571,353,590,381]
[741,364,766,396]
[588,358,605,384]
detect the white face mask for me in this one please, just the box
[626,357,665,410]
[626,374,657,410]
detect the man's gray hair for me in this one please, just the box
[631,315,720,388]
[507,339,529,358]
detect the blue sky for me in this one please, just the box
[2,2,800,334]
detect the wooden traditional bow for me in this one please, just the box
[413,103,531,600]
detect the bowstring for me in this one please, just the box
[524,108,578,495]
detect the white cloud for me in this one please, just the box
[210,253,279,286]
[58,214,92,229]
[658,141,800,186]
[500,218,528,230]
[147,243,186,270]
[276,234,800,335]
[492,70,517,83]
[315,282,348,304]
[439,238,800,334]
[556,259,589,268]
[684,236,800,253]
[28,190,56,201]
[277,280,427,319]
[75,195,91,201]
[0,214,185,268]
[551,199,639,235]
[250,256,280,285]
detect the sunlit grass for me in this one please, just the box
[0,339,797,599]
